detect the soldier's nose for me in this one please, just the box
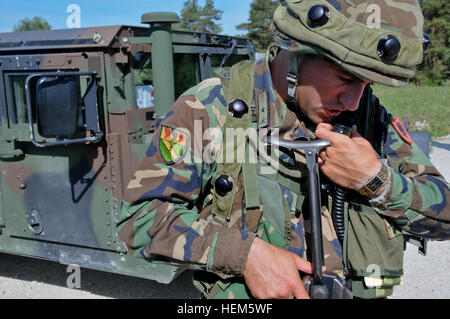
[338,83,366,112]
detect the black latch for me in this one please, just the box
[403,232,428,256]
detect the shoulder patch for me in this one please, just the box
[391,117,412,144]
[159,124,190,164]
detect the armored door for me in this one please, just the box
[0,52,117,258]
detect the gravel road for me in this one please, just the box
[1,136,449,299]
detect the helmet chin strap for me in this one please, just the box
[285,53,316,131]
[286,52,302,108]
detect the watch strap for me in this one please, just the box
[357,163,389,196]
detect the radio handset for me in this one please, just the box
[329,111,356,244]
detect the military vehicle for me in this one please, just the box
[0,12,255,284]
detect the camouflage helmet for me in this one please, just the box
[271,0,427,88]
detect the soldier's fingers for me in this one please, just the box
[293,282,311,299]
[293,254,314,274]
[315,125,348,145]
[318,150,327,164]
[350,125,361,138]
[350,125,370,146]
[317,123,334,131]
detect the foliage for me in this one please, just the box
[134,68,153,85]
[235,0,282,51]
[372,84,450,137]
[412,0,450,86]
[175,0,223,34]
[13,16,51,32]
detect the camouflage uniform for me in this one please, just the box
[118,0,450,298]
[118,51,450,298]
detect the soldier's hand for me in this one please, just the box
[315,123,382,189]
[243,237,314,299]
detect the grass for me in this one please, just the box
[371,84,450,138]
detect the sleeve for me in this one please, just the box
[117,83,256,278]
[369,121,450,240]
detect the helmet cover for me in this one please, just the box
[271,0,425,87]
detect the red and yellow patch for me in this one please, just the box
[392,117,412,144]
[159,125,189,164]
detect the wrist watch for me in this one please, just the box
[356,163,389,196]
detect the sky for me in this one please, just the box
[0,0,254,36]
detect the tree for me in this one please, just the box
[236,0,282,51]
[13,16,52,32]
[413,0,449,85]
[176,0,223,34]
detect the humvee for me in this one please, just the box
[0,12,255,284]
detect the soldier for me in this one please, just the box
[118,0,450,299]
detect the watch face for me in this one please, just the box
[358,164,389,196]
[368,177,384,192]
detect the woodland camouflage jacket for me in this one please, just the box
[117,52,450,290]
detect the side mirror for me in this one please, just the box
[36,76,80,138]
[25,72,103,147]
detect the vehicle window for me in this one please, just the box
[211,54,249,76]
[133,52,201,108]
[7,74,36,124]
[134,72,154,110]
[133,52,154,109]
[173,53,200,98]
